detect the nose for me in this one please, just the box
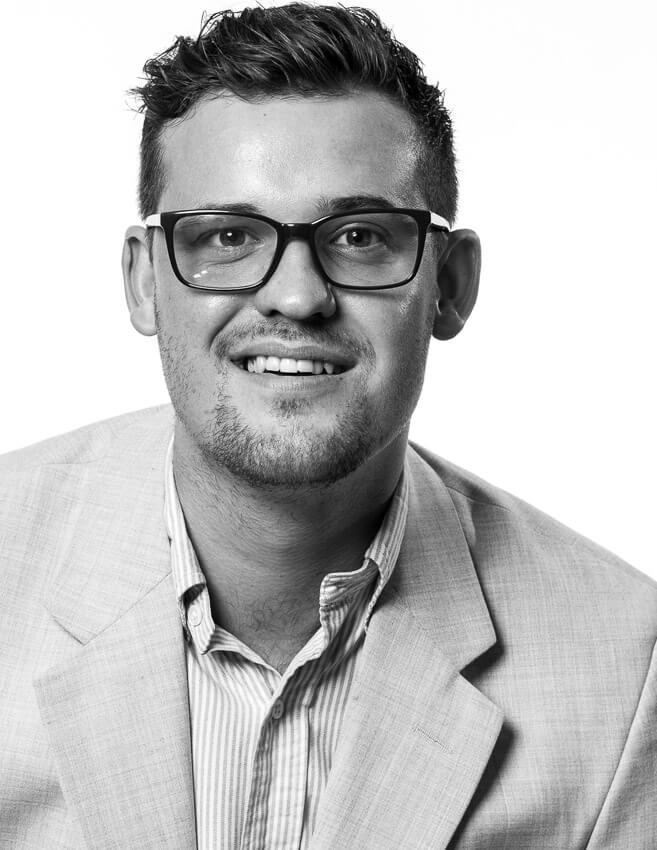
[253,238,336,320]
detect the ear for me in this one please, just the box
[432,229,481,341]
[122,225,157,336]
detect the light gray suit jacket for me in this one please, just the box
[1,405,655,849]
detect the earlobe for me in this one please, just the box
[432,229,481,341]
[433,301,466,340]
[122,225,157,337]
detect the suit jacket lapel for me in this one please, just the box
[310,445,504,850]
[34,577,196,850]
[33,409,196,849]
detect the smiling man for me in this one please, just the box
[1,5,656,850]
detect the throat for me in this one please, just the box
[225,620,322,675]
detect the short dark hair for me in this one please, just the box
[131,4,457,224]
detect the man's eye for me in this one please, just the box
[211,228,251,247]
[333,227,384,248]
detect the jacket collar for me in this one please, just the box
[386,442,498,670]
[40,407,175,644]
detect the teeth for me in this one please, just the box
[243,357,344,375]
[280,358,297,373]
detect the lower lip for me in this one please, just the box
[229,362,350,393]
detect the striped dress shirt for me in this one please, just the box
[163,435,409,850]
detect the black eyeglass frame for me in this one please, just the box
[144,207,451,292]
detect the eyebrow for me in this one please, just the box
[186,194,399,218]
[188,202,262,214]
[315,194,398,214]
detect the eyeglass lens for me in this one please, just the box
[172,212,421,289]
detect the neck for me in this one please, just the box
[171,420,407,643]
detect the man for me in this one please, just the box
[1,4,655,848]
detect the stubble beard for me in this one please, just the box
[205,375,381,488]
[156,321,387,490]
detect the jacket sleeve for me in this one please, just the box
[585,637,657,849]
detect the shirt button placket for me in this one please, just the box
[242,722,274,850]
[271,699,284,720]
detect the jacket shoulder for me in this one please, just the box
[0,405,174,604]
[0,404,174,475]
[410,441,657,630]
[0,405,175,552]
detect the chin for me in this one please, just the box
[202,402,380,489]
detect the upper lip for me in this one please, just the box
[229,343,356,368]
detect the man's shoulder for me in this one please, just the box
[0,404,175,535]
[0,405,175,604]
[0,404,175,476]
[409,441,657,631]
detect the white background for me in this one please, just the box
[1,0,655,579]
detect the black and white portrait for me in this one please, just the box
[1,2,655,847]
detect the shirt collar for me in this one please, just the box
[163,435,205,635]
[362,464,408,631]
[163,433,409,636]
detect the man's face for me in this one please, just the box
[152,92,440,486]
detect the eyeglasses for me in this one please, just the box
[144,207,450,292]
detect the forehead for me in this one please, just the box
[157,92,424,214]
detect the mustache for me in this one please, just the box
[214,319,374,361]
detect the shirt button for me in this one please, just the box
[188,605,203,627]
[271,699,285,720]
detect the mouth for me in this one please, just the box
[232,356,348,376]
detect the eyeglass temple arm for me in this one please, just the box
[430,212,450,232]
[145,214,161,228]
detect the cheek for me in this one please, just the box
[154,268,240,355]
[371,288,435,382]
[154,291,217,411]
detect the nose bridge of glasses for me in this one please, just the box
[278,221,316,247]
[266,221,325,278]
[254,220,335,315]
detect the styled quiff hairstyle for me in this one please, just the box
[131,4,457,224]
